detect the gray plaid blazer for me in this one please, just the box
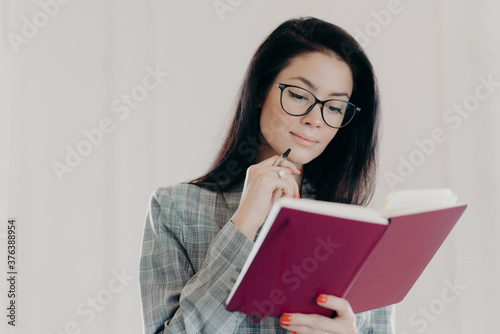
[139,182,395,333]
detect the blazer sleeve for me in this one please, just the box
[139,187,254,334]
[363,305,396,334]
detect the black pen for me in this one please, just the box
[272,148,291,201]
[272,148,291,167]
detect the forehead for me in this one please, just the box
[277,52,353,96]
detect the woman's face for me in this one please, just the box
[258,51,354,167]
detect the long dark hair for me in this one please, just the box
[189,16,380,206]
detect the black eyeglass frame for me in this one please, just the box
[273,80,361,129]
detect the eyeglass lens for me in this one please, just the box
[281,86,355,128]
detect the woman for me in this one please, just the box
[140,17,395,333]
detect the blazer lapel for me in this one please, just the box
[217,182,244,228]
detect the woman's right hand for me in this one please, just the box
[231,155,301,240]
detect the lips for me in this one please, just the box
[290,132,319,147]
[290,132,318,142]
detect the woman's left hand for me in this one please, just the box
[279,295,357,334]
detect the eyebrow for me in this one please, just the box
[288,76,350,98]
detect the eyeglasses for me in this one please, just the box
[273,80,361,129]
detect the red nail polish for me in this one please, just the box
[280,314,292,322]
[279,321,290,327]
[317,295,328,303]
[296,167,302,174]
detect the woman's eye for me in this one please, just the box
[328,106,343,114]
[289,91,306,100]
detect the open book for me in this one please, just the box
[225,189,467,322]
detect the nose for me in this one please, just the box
[300,103,324,128]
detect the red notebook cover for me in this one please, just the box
[225,203,467,322]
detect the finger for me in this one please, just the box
[280,313,337,333]
[259,155,287,166]
[317,295,355,323]
[279,160,302,175]
[275,167,300,198]
[272,176,295,199]
[259,155,302,175]
[246,165,291,186]
[281,175,300,199]
[270,168,299,198]
[245,165,299,200]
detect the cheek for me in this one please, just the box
[327,129,339,141]
[261,105,293,136]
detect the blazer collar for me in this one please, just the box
[220,182,244,217]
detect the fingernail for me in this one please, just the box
[280,314,292,322]
[296,167,302,174]
[279,321,290,327]
[317,295,328,303]
[291,332,297,334]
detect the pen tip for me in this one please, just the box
[283,148,291,158]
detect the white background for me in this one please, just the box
[1,0,499,333]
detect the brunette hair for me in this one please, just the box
[189,16,380,205]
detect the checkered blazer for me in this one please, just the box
[139,182,396,333]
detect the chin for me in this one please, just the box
[289,150,320,165]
